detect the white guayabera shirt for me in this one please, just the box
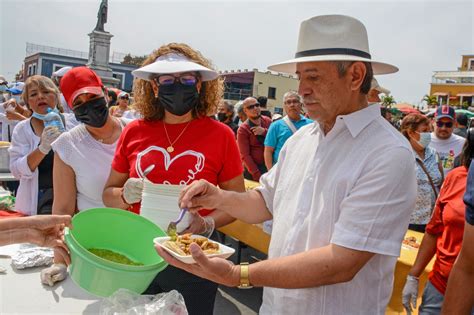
[257,105,417,315]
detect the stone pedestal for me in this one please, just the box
[87,30,120,87]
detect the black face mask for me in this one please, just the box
[217,112,228,122]
[158,83,199,116]
[73,97,109,128]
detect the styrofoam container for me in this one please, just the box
[140,182,191,232]
[154,235,235,264]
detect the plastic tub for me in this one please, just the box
[64,208,168,297]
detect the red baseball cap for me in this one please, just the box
[60,67,104,108]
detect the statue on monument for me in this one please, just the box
[94,0,108,32]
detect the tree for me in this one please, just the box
[121,54,147,66]
[381,95,396,107]
[423,94,438,107]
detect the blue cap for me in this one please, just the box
[435,105,455,120]
[6,82,25,95]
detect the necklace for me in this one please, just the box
[163,120,192,153]
[95,118,119,143]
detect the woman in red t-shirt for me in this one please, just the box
[103,43,244,314]
[401,140,472,314]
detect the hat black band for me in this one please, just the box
[295,48,371,59]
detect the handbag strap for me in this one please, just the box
[282,116,298,134]
[416,158,438,199]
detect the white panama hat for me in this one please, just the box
[371,78,391,95]
[132,53,219,82]
[268,15,398,75]
[52,66,72,78]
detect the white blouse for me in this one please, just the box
[9,114,78,216]
[51,118,127,211]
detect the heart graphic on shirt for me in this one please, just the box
[135,146,205,185]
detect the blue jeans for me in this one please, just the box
[419,281,443,315]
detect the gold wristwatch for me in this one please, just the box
[237,262,253,289]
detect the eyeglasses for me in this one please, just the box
[284,99,300,105]
[436,121,454,128]
[119,96,129,100]
[154,74,198,86]
[246,103,261,110]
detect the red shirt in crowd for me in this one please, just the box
[425,166,468,295]
[112,117,243,215]
[237,116,272,180]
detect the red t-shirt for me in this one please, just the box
[112,117,243,215]
[425,166,468,295]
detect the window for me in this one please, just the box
[32,64,36,75]
[274,107,283,114]
[268,87,276,99]
[469,59,474,71]
[112,72,125,89]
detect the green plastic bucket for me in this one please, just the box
[64,208,168,297]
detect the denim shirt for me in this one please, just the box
[411,147,443,224]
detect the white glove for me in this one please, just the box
[402,275,419,315]
[122,178,144,204]
[38,126,62,154]
[40,263,67,287]
[201,216,215,238]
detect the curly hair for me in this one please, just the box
[400,113,430,139]
[22,75,64,112]
[133,43,223,121]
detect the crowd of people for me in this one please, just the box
[1,13,474,315]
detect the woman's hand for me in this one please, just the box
[38,126,62,154]
[182,213,215,237]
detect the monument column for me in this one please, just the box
[87,0,120,87]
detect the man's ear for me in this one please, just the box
[348,62,367,93]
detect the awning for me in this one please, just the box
[433,92,448,96]
[457,93,474,97]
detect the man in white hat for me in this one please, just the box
[52,66,73,113]
[156,15,416,314]
[369,77,390,105]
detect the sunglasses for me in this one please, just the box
[436,121,454,128]
[246,103,261,110]
[154,74,198,86]
[119,96,129,100]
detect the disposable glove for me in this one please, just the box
[38,126,62,154]
[402,275,419,315]
[40,263,67,287]
[183,214,215,238]
[122,178,144,204]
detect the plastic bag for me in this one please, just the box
[100,289,188,315]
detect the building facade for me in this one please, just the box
[221,69,299,114]
[23,43,138,91]
[430,54,474,107]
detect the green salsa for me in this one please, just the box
[88,248,143,266]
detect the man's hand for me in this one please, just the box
[40,263,68,287]
[155,242,240,287]
[250,126,265,136]
[122,178,144,204]
[179,179,222,212]
[402,275,419,315]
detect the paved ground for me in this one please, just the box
[213,234,266,314]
